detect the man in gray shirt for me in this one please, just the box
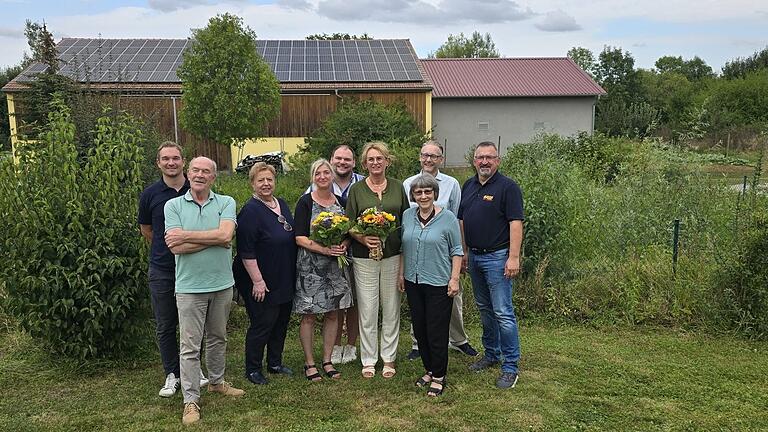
[402,140,478,360]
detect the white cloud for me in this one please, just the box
[277,0,313,10]
[0,26,24,38]
[148,0,211,12]
[535,10,581,32]
[315,0,533,24]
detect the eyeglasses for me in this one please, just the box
[473,155,499,162]
[420,153,442,160]
[277,215,293,232]
[412,189,434,196]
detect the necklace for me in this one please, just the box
[417,207,436,226]
[367,177,387,192]
[254,194,277,209]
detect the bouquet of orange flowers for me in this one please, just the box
[350,207,398,260]
[310,211,353,268]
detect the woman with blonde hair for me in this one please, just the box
[346,142,410,379]
[293,159,354,381]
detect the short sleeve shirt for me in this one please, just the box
[458,172,524,250]
[137,178,190,271]
[164,191,236,294]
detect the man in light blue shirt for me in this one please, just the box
[402,141,478,360]
[164,156,243,425]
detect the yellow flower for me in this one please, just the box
[384,212,395,222]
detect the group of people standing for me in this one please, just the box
[138,139,524,425]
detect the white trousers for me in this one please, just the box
[352,255,401,366]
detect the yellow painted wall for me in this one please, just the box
[230,137,306,169]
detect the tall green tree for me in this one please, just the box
[594,46,642,103]
[567,46,596,76]
[655,55,713,81]
[178,13,281,152]
[722,46,768,79]
[429,31,500,58]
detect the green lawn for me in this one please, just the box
[1,310,765,432]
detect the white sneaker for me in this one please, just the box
[331,345,343,364]
[199,372,209,387]
[159,372,180,397]
[341,345,357,364]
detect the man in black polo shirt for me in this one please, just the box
[457,141,524,389]
[138,141,207,397]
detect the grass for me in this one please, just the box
[1,310,766,432]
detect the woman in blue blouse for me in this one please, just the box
[398,174,463,397]
[233,162,297,386]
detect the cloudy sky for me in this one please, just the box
[0,0,766,72]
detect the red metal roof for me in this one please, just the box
[421,58,606,98]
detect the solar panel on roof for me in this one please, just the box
[23,38,423,84]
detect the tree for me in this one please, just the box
[594,46,642,103]
[722,46,768,79]
[178,13,281,152]
[567,46,596,76]
[655,55,713,81]
[429,31,500,58]
[306,33,372,40]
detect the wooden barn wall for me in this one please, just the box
[266,91,427,137]
[9,89,428,170]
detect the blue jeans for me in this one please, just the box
[468,249,520,373]
[148,265,180,377]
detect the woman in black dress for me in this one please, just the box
[233,162,297,385]
[293,159,354,381]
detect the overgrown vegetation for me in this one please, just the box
[503,133,767,336]
[0,96,150,358]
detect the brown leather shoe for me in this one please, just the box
[207,381,245,396]
[182,402,200,425]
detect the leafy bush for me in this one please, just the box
[0,96,150,358]
[303,97,427,172]
[502,134,740,331]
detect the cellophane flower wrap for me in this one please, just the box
[310,211,353,268]
[350,207,398,260]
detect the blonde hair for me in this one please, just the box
[309,158,335,185]
[360,141,394,171]
[248,162,276,184]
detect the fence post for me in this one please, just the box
[672,219,680,274]
[498,135,502,156]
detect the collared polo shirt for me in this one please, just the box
[164,190,237,294]
[305,172,365,205]
[458,171,524,250]
[137,177,190,271]
[403,170,462,215]
[401,207,464,286]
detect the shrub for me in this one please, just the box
[303,97,427,168]
[0,96,150,358]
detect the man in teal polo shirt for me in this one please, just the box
[164,156,244,425]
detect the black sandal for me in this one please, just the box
[415,372,432,388]
[426,376,446,397]
[322,361,341,379]
[304,364,322,382]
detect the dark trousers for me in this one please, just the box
[405,279,453,378]
[148,265,180,377]
[238,284,291,374]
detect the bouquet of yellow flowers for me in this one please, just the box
[310,211,353,268]
[350,207,398,260]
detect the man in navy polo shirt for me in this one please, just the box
[457,141,524,389]
[138,141,208,397]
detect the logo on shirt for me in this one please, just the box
[483,195,494,201]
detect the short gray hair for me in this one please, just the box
[408,173,440,202]
[189,156,217,175]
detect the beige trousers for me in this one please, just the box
[352,255,401,366]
